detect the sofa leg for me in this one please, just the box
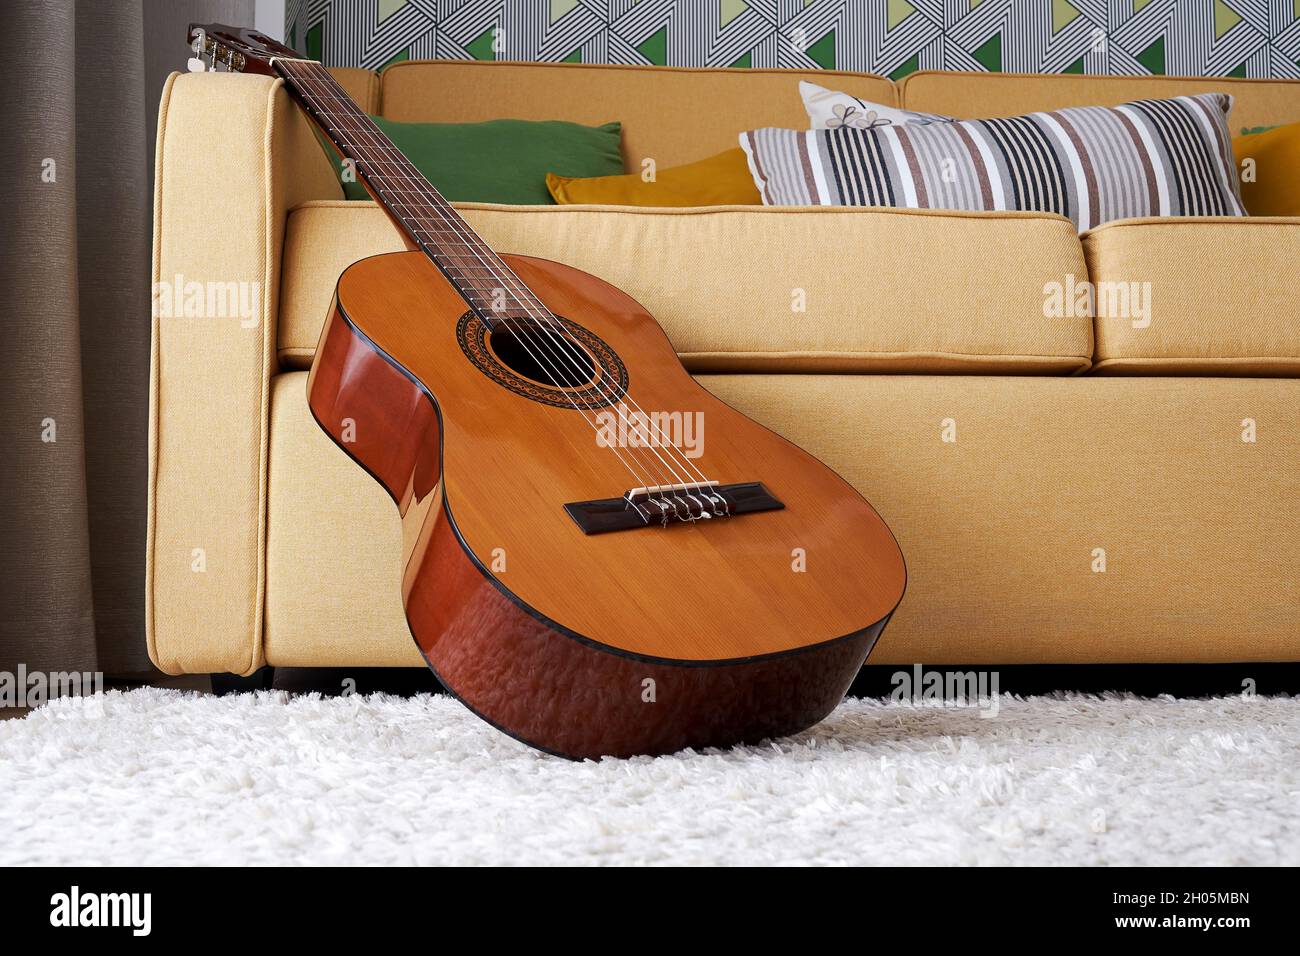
[211,666,275,696]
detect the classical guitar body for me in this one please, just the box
[307,251,906,759]
[187,22,905,759]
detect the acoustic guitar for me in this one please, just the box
[191,25,906,759]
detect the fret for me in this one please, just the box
[443,268,518,280]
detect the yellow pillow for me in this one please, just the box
[546,147,761,206]
[1232,122,1300,217]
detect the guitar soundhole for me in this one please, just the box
[489,327,595,389]
[457,312,628,410]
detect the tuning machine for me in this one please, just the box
[187,27,210,72]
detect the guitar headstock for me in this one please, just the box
[186,23,309,76]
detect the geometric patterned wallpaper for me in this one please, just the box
[286,0,1300,79]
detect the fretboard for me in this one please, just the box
[274,58,540,324]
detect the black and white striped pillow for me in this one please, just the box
[740,93,1246,231]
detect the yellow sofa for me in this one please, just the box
[148,62,1300,676]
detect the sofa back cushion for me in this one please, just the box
[900,71,1300,132]
[327,67,380,113]
[1083,216,1300,375]
[278,201,1092,375]
[330,63,1300,173]
[374,60,896,169]
[330,62,1300,187]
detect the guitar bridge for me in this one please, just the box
[564,482,784,535]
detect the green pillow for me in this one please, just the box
[322,117,623,204]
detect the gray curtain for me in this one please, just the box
[1,0,149,675]
[0,0,251,676]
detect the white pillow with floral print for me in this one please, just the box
[799,80,951,130]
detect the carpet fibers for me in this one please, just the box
[2,688,1297,866]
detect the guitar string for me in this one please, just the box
[285,80,679,522]
[310,80,726,520]
[283,63,725,517]
[280,65,714,515]
[280,67,707,518]
[283,62,726,519]
[314,85,730,522]
[280,65,714,521]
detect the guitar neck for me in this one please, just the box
[273,58,527,321]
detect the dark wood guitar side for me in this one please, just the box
[192,23,906,759]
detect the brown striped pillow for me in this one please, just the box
[739,93,1246,231]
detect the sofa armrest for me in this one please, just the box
[147,72,341,675]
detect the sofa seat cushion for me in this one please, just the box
[278,201,1093,375]
[703,374,1300,664]
[1083,216,1300,375]
[264,371,1300,667]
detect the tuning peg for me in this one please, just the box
[188,27,210,72]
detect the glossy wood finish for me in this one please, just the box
[308,293,439,512]
[408,483,888,760]
[308,251,905,757]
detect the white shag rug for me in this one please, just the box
[2,688,1297,866]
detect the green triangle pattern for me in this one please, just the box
[637,27,667,65]
[306,22,324,61]
[887,0,915,30]
[806,30,835,69]
[378,0,408,24]
[889,53,920,80]
[1052,0,1080,33]
[1214,1,1241,39]
[466,26,496,61]
[721,0,748,27]
[972,32,1001,71]
[1136,35,1164,74]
